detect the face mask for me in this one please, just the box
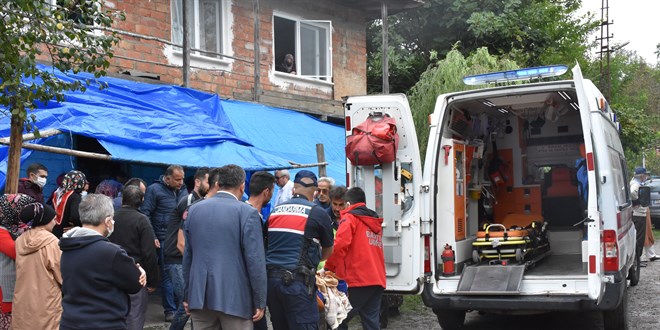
[81,191,88,198]
[36,177,47,188]
[106,219,115,237]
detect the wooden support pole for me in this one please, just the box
[0,129,63,144]
[316,143,327,177]
[0,141,113,161]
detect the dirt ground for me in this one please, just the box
[375,241,660,330]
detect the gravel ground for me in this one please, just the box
[379,241,660,330]
[145,241,660,330]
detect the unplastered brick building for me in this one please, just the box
[99,0,422,121]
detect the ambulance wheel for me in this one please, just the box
[433,308,465,330]
[472,250,480,264]
[628,251,641,286]
[603,283,628,330]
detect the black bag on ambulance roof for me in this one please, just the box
[346,114,399,166]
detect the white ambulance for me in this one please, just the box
[344,65,636,330]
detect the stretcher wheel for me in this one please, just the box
[515,248,523,263]
[472,250,480,264]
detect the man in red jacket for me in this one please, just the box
[324,187,385,330]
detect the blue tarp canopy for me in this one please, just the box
[0,65,345,186]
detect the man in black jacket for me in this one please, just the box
[141,165,187,321]
[59,194,146,330]
[164,167,210,330]
[111,185,160,330]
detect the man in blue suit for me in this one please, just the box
[182,164,266,329]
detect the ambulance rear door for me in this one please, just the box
[344,94,424,292]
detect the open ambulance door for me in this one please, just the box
[572,64,604,301]
[344,94,424,293]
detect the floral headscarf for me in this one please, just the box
[0,193,36,239]
[60,170,87,193]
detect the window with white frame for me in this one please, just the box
[172,0,225,59]
[273,15,332,81]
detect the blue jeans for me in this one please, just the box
[167,263,190,330]
[158,240,176,315]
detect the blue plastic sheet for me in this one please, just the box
[0,65,346,185]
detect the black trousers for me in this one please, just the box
[633,215,647,260]
[338,285,384,330]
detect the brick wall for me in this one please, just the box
[98,0,369,118]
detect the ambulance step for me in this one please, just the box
[456,265,525,294]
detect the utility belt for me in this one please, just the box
[268,266,316,295]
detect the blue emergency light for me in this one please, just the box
[463,65,569,85]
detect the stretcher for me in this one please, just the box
[472,213,550,266]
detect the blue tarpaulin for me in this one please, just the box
[0,65,346,186]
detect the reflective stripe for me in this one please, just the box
[269,228,305,235]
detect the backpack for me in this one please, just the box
[346,114,399,166]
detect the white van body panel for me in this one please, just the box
[344,66,632,314]
[344,94,423,292]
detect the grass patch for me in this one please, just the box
[654,229,660,241]
[400,294,427,313]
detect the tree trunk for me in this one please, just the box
[5,116,24,194]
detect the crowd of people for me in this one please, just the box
[0,162,388,330]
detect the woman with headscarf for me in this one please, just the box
[95,179,123,199]
[51,170,86,238]
[12,203,62,330]
[0,194,35,330]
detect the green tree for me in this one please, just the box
[604,50,660,172]
[408,47,518,157]
[0,0,124,192]
[367,0,597,94]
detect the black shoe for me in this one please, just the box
[640,261,649,267]
[650,256,660,261]
[165,313,174,322]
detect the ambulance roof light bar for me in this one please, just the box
[463,65,569,86]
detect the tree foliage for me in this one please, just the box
[367,0,597,94]
[408,47,518,157]
[0,0,124,130]
[604,50,660,172]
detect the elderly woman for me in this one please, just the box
[51,170,86,238]
[0,194,35,329]
[12,203,62,330]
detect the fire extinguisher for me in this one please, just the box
[441,244,456,277]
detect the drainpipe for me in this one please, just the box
[253,0,261,102]
[182,0,190,87]
[381,1,389,94]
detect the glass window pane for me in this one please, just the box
[199,0,222,54]
[300,22,329,80]
[171,0,183,46]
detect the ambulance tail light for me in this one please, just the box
[602,230,619,272]
[424,235,432,274]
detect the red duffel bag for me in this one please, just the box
[346,114,399,165]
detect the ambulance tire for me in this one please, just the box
[433,308,465,330]
[603,284,629,330]
[628,250,641,286]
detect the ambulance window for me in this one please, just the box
[608,149,627,204]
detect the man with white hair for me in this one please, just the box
[274,169,294,206]
[59,194,146,330]
[314,177,335,211]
